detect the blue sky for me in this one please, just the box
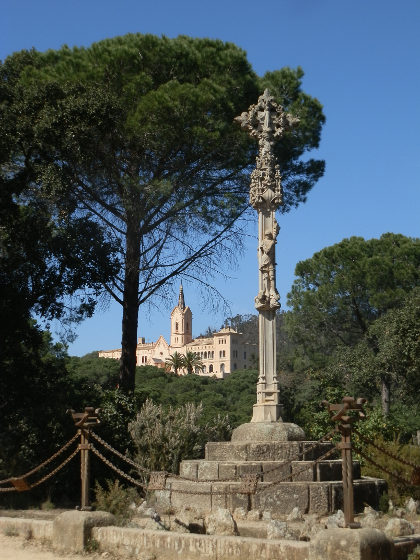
[3,0,419,355]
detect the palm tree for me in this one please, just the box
[182,351,204,375]
[165,352,184,375]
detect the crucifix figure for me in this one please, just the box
[236,90,298,423]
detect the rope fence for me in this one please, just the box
[1,403,419,524]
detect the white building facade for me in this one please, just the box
[98,285,256,378]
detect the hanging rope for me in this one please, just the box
[0,445,80,493]
[352,444,418,487]
[0,433,80,486]
[353,428,420,470]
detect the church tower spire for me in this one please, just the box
[170,283,192,348]
[178,282,185,310]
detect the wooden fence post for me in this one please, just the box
[68,407,101,511]
[323,396,366,528]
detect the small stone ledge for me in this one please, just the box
[1,516,418,559]
[309,528,394,560]
[53,510,115,553]
[0,516,53,540]
[92,525,310,560]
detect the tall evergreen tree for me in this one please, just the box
[1,34,325,391]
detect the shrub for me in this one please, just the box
[129,399,231,475]
[359,436,420,505]
[408,546,420,560]
[93,479,140,525]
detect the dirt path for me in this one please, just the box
[0,533,113,560]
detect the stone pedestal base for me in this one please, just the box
[151,428,387,516]
[232,422,306,442]
[152,421,386,517]
[251,403,282,423]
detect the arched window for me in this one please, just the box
[233,363,237,370]
[202,365,206,374]
[204,351,207,359]
[220,363,225,374]
[209,364,213,373]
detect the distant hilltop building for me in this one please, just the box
[98,285,256,378]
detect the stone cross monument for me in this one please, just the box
[236,90,299,426]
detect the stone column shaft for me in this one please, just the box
[235,90,298,423]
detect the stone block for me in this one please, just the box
[226,483,251,511]
[238,462,262,477]
[215,536,309,560]
[211,483,229,510]
[92,525,309,560]
[353,461,361,479]
[309,528,394,560]
[330,482,344,511]
[219,463,238,480]
[301,442,336,461]
[247,442,301,461]
[354,478,387,512]
[0,517,53,541]
[255,482,309,515]
[262,461,292,482]
[180,460,199,479]
[151,487,172,511]
[231,422,305,442]
[53,510,115,553]
[206,442,249,461]
[309,483,331,514]
[170,481,212,512]
[316,460,342,481]
[292,461,315,481]
[198,461,219,480]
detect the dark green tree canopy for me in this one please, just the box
[1,34,326,390]
[286,233,420,366]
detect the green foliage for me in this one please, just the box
[360,436,420,505]
[285,234,420,417]
[66,356,119,390]
[1,34,325,392]
[97,389,145,456]
[286,234,420,369]
[93,479,139,525]
[165,351,204,375]
[408,546,420,560]
[129,399,231,474]
[40,498,55,510]
[165,351,185,375]
[182,351,204,375]
[134,365,258,427]
[378,492,389,514]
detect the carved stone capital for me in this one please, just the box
[236,90,297,212]
[235,89,299,142]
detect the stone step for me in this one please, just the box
[179,459,361,482]
[151,477,387,516]
[205,440,336,462]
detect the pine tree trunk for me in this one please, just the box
[119,216,141,392]
[381,376,390,416]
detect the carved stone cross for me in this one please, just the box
[236,90,298,423]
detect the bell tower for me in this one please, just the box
[170,284,192,347]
